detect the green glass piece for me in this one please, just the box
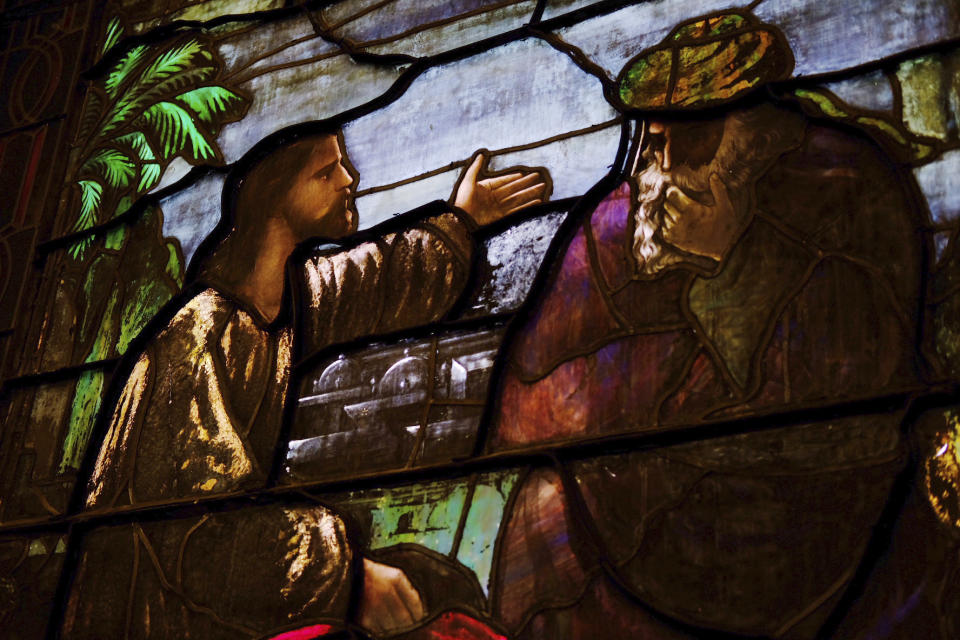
[69,237,94,259]
[673,13,745,42]
[175,86,245,124]
[140,39,210,87]
[101,16,123,57]
[455,471,518,594]
[619,48,671,109]
[101,40,215,137]
[366,482,469,555]
[82,148,136,189]
[143,101,216,160]
[71,33,248,260]
[794,88,936,164]
[898,56,952,141]
[60,283,120,472]
[165,242,184,287]
[672,30,780,107]
[28,539,47,557]
[105,198,132,250]
[338,473,518,592]
[71,180,103,248]
[857,116,909,145]
[104,227,126,251]
[139,163,161,192]
[794,88,849,118]
[618,12,791,109]
[60,370,106,472]
[116,131,157,162]
[105,44,148,98]
[117,276,175,354]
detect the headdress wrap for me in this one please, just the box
[618,12,794,110]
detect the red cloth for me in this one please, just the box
[268,624,333,640]
[268,613,505,640]
[401,612,507,640]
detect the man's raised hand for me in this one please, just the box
[453,151,550,227]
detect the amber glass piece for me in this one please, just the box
[618,12,793,110]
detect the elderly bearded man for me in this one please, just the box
[64,128,547,639]
[488,13,924,640]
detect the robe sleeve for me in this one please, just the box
[65,504,356,637]
[300,209,473,355]
[85,350,153,508]
[85,292,262,507]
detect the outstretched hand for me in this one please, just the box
[356,557,425,637]
[453,152,549,227]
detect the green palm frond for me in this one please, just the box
[69,179,104,258]
[81,148,137,189]
[140,39,209,88]
[175,86,245,123]
[98,37,215,139]
[101,17,123,57]
[139,163,161,192]
[142,101,216,160]
[74,180,103,232]
[116,131,157,162]
[105,44,149,99]
[77,88,106,142]
[69,31,249,259]
[101,65,215,137]
[69,236,95,260]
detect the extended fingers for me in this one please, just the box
[489,171,541,194]
[482,171,525,189]
[499,182,547,209]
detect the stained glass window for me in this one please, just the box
[1,0,960,638]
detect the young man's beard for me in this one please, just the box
[290,198,357,241]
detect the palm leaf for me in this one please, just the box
[105,44,149,99]
[77,88,106,142]
[141,101,216,160]
[101,65,215,138]
[139,39,209,88]
[175,86,245,123]
[115,131,157,162]
[81,148,136,189]
[99,38,215,139]
[139,162,161,192]
[74,180,103,232]
[101,17,123,57]
[69,236,95,259]
[70,35,249,255]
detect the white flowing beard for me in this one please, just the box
[631,164,679,275]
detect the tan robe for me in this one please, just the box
[65,212,472,639]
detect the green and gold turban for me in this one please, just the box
[618,12,794,110]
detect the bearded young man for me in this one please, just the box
[487,13,925,639]
[64,128,546,639]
